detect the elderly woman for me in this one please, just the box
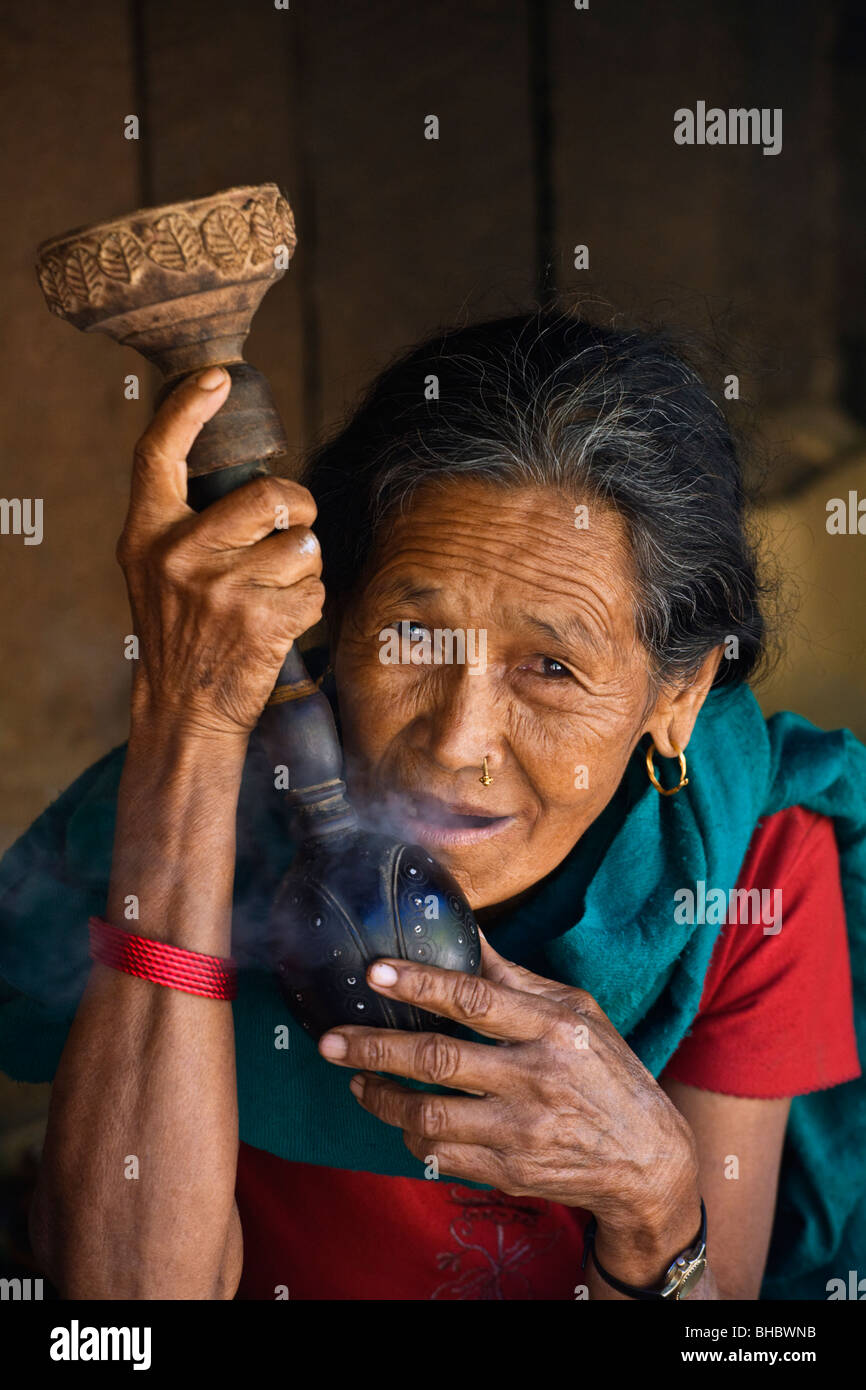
[0,312,864,1302]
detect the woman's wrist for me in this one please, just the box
[121,714,249,828]
[108,711,250,955]
[589,1122,702,1288]
[125,719,250,783]
[591,1166,703,1289]
[128,683,252,767]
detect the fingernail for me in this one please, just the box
[319,1032,348,1058]
[369,962,398,986]
[349,1074,366,1099]
[196,366,227,390]
[298,532,319,554]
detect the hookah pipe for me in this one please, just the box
[36,183,481,1040]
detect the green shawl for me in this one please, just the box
[0,674,864,1300]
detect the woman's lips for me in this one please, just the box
[388,789,517,849]
[403,815,516,848]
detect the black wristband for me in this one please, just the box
[581,1198,707,1300]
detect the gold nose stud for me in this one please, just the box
[479,756,493,787]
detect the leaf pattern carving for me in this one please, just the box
[97,230,144,282]
[38,257,75,314]
[249,199,280,263]
[274,196,297,251]
[38,191,295,312]
[201,205,250,268]
[65,246,103,305]
[148,214,203,271]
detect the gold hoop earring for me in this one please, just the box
[479,756,493,787]
[645,740,689,796]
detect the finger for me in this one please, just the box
[319,1022,519,1094]
[364,957,561,1042]
[402,1131,510,1189]
[189,475,318,553]
[349,1072,502,1146]
[235,525,322,589]
[478,929,560,996]
[129,367,231,526]
[478,929,602,1017]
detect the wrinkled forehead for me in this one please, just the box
[356,478,641,655]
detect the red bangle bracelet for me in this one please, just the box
[88,917,237,1001]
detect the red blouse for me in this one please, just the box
[234,806,861,1300]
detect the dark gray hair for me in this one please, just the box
[303,310,771,689]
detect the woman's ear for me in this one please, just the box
[644,646,724,756]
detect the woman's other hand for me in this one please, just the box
[316,930,701,1253]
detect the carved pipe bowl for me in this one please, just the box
[34,184,296,368]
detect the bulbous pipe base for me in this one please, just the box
[270,829,482,1039]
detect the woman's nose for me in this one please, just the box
[413,665,503,775]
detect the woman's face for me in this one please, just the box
[334,479,668,911]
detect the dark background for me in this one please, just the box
[1,0,865,1284]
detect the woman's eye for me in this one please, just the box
[379,619,433,643]
[519,655,574,680]
[539,657,571,679]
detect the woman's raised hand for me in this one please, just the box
[116,367,325,743]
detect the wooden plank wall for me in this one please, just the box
[0,2,150,849]
[546,0,837,404]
